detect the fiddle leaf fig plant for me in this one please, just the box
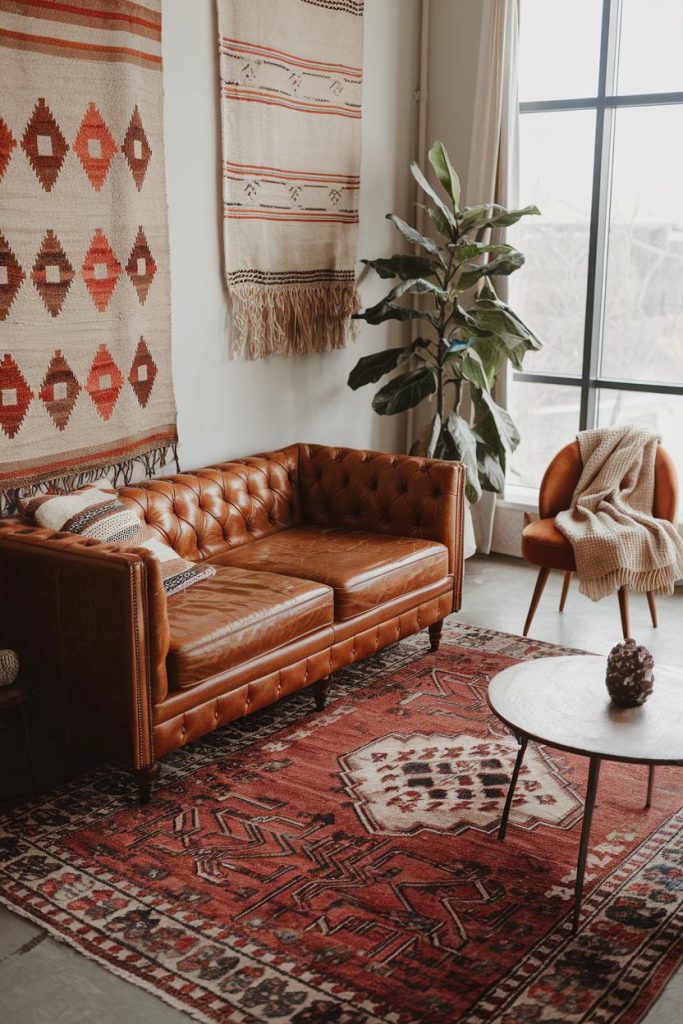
[348,141,543,504]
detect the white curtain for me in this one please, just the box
[466,0,520,554]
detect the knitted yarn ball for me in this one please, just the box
[605,638,654,707]
[0,649,19,688]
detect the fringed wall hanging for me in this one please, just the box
[217,0,364,359]
[0,0,177,514]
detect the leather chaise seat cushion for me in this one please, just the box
[210,526,450,621]
[166,565,333,691]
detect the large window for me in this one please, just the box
[508,0,683,493]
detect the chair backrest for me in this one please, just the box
[539,439,679,524]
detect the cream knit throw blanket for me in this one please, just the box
[216,0,364,359]
[555,427,683,601]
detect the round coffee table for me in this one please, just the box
[487,655,683,932]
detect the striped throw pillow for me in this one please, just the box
[132,529,216,597]
[19,478,142,543]
[20,479,216,597]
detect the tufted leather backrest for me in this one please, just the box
[297,443,464,574]
[119,446,302,562]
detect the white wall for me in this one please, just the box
[162,0,421,471]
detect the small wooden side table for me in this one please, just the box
[0,679,39,801]
[487,655,683,933]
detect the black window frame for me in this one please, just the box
[513,0,683,442]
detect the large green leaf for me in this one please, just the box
[459,350,490,393]
[449,303,494,338]
[452,241,516,261]
[362,254,439,281]
[424,205,455,241]
[472,335,506,388]
[386,214,443,256]
[460,204,541,236]
[483,204,541,229]
[358,302,432,326]
[458,250,525,292]
[428,141,461,211]
[470,303,540,350]
[457,203,495,234]
[347,346,411,390]
[410,412,442,458]
[357,279,442,325]
[372,367,436,415]
[477,445,506,493]
[474,391,521,460]
[443,412,481,503]
[411,161,457,232]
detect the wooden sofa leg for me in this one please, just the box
[429,619,444,652]
[134,763,159,805]
[312,677,331,712]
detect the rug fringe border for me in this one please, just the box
[0,891,215,1024]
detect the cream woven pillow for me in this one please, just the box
[19,477,141,543]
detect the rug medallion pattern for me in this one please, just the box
[0,624,681,1023]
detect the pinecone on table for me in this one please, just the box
[605,638,654,707]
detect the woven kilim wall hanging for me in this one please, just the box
[0,0,177,514]
[217,0,364,359]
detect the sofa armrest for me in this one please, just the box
[297,444,466,610]
[0,523,169,771]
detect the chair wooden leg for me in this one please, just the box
[646,592,658,628]
[559,571,572,613]
[523,567,550,637]
[618,587,630,639]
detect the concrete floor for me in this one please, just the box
[0,554,681,1023]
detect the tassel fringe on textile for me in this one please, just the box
[229,281,360,360]
[0,442,180,517]
[578,565,681,602]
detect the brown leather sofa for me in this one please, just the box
[0,444,465,801]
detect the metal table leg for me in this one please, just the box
[498,734,528,841]
[573,755,601,933]
[645,765,655,809]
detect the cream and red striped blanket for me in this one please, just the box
[217,0,364,359]
[0,0,176,512]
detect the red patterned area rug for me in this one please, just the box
[0,624,681,1023]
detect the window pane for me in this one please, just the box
[597,390,683,481]
[509,110,595,375]
[617,0,683,96]
[519,0,602,102]
[508,382,581,490]
[600,105,683,384]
